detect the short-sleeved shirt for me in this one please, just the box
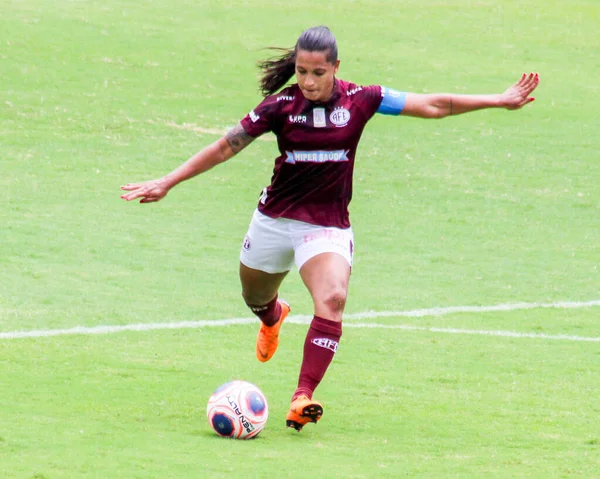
[240,79,384,229]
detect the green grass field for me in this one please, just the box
[1,1,599,477]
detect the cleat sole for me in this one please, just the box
[301,404,323,422]
[286,401,323,431]
[286,419,303,431]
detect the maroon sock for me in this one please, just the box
[293,315,342,400]
[246,295,281,327]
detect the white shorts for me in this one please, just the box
[240,209,354,274]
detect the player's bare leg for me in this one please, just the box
[239,263,290,362]
[286,252,350,430]
[299,252,350,322]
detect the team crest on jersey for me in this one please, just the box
[330,107,350,127]
[313,107,326,128]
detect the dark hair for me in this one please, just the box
[258,26,338,97]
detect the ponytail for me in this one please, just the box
[257,48,296,97]
[257,26,338,97]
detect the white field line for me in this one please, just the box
[1,300,599,341]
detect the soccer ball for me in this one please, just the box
[206,380,269,439]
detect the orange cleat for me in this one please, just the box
[285,395,323,431]
[255,300,290,363]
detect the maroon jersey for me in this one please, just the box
[240,79,384,228]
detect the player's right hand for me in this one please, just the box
[500,72,539,110]
[120,178,170,203]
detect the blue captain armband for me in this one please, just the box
[377,87,407,115]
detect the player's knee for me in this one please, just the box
[323,290,347,313]
[242,289,276,308]
[242,290,262,307]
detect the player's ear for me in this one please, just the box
[333,59,340,75]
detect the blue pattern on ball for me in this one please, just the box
[211,413,234,437]
[246,391,266,415]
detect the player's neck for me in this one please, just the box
[308,78,337,105]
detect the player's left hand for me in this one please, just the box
[500,73,540,110]
[120,178,170,203]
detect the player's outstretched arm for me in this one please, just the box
[120,123,255,203]
[400,73,540,119]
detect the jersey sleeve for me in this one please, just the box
[240,95,279,138]
[353,84,385,121]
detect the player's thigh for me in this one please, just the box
[292,222,353,308]
[292,221,354,273]
[299,252,351,304]
[239,209,294,303]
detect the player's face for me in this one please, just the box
[295,49,340,103]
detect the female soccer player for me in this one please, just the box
[121,26,539,432]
